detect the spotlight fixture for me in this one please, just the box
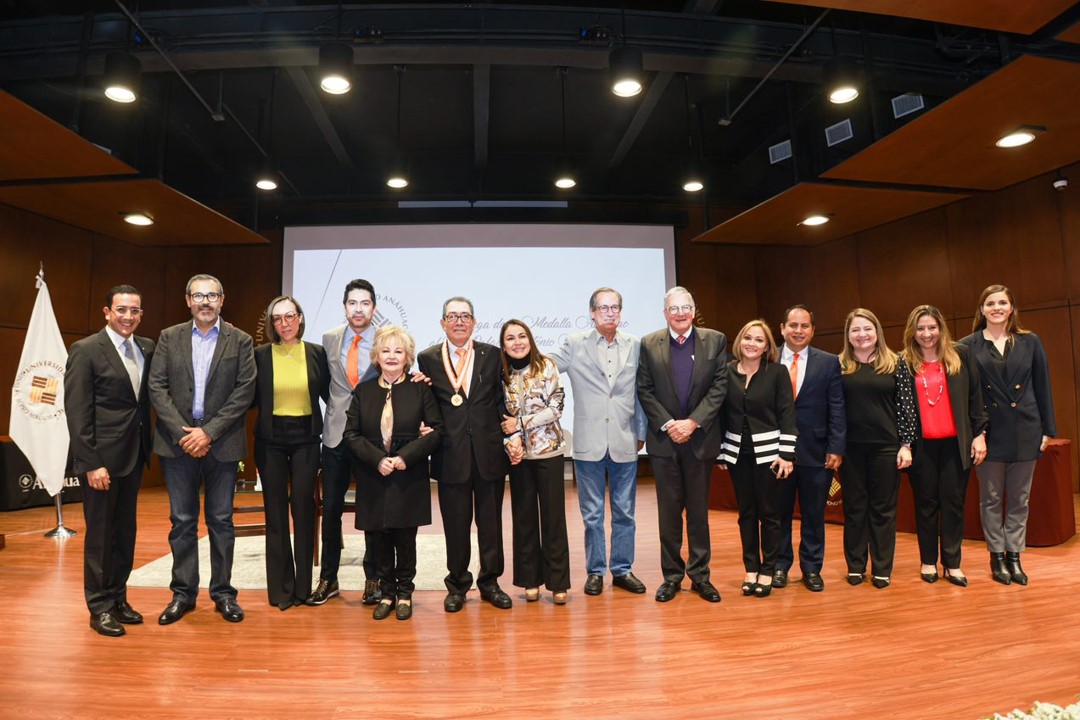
[683,178,704,193]
[553,69,576,190]
[387,175,408,189]
[995,125,1045,148]
[386,67,409,190]
[824,56,860,104]
[255,158,279,191]
[319,43,353,95]
[122,212,154,226]
[609,46,644,98]
[681,76,704,194]
[799,214,830,226]
[555,174,577,190]
[103,52,141,104]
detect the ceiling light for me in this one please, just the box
[683,179,704,193]
[255,158,279,191]
[319,43,353,95]
[609,46,644,97]
[123,212,153,226]
[103,52,141,104]
[824,56,860,105]
[387,175,408,189]
[995,125,1045,148]
[799,214,830,226]
[554,176,576,189]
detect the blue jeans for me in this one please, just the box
[161,454,238,604]
[574,454,637,577]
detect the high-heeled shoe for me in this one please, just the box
[990,552,1012,585]
[525,587,540,602]
[920,565,939,584]
[846,573,865,586]
[553,591,568,605]
[1005,551,1029,586]
[943,569,968,587]
[754,582,773,598]
[373,597,395,620]
[741,578,757,596]
[871,576,890,589]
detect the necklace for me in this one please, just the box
[277,341,302,361]
[921,361,945,406]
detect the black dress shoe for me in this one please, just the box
[1005,552,1029,586]
[113,601,143,624]
[871,576,891,589]
[444,593,465,613]
[921,571,939,584]
[741,580,757,596]
[654,581,680,602]
[846,573,865,586]
[772,569,789,589]
[612,572,646,594]
[802,572,825,592]
[583,574,603,596]
[396,598,413,621]
[308,579,339,606]
[944,570,969,588]
[754,582,773,598]
[690,580,721,603]
[90,612,125,637]
[215,598,245,622]
[990,552,1012,585]
[479,587,513,609]
[372,598,395,621]
[158,599,195,626]
[363,578,382,606]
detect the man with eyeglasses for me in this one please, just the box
[417,297,511,612]
[309,278,382,606]
[638,286,728,604]
[148,274,255,625]
[547,287,648,597]
[65,285,154,637]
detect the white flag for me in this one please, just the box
[9,273,70,497]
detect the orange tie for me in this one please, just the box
[455,348,470,396]
[346,334,362,387]
[789,352,800,399]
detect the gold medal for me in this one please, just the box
[451,393,464,407]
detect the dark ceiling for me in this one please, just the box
[2,1,1080,231]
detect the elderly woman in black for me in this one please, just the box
[253,295,329,610]
[343,325,442,621]
[901,305,987,587]
[719,319,797,598]
[959,285,1055,585]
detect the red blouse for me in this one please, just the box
[914,361,957,439]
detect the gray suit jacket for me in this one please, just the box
[322,324,378,448]
[148,319,256,462]
[637,326,729,460]
[548,328,646,463]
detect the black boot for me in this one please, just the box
[990,552,1011,585]
[1005,551,1028,586]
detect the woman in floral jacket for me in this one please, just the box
[499,319,571,605]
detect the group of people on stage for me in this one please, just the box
[65,274,1056,637]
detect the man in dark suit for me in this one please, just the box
[65,284,154,637]
[637,286,728,604]
[775,305,846,592]
[148,273,256,625]
[417,296,511,612]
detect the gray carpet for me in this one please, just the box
[128,533,476,591]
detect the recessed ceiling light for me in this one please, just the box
[255,178,278,191]
[800,214,830,226]
[554,176,576,189]
[123,212,154,226]
[829,86,859,104]
[387,176,409,189]
[995,128,1040,148]
[683,180,704,192]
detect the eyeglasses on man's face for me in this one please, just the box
[594,304,621,315]
[665,304,694,315]
[444,313,474,324]
[189,292,222,303]
[111,306,144,317]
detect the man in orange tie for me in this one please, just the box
[775,305,846,592]
[310,279,381,606]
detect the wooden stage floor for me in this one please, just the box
[1,480,1078,719]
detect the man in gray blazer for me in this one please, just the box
[309,278,381,606]
[548,287,647,597]
[149,274,256,625]
[638,286,728,604]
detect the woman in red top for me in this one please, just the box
[901,305,988,587]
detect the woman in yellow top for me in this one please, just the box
[253,295,329,609]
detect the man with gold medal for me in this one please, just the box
[417,296,512,612]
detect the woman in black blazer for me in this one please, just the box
[343,325,442,621]
[901,305,988,587]
[959,285,1055,586]
[719,319,797,598]
[253,295,330,610]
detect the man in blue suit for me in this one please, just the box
[774,305,845,592]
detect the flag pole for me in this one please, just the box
[44,493,76,539]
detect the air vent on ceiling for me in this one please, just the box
[768,139,793,164]
[825,119,854,147]
[891,93,925,119]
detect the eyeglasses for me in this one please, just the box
[271,312,300,326]
[665,304,694,315]
[444,313,474,323]
[594,304,622,314]
[189,292,222,303]
[112,306,143,317]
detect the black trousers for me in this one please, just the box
[437,455,506,594]
[319,441,375,582]
[651,443,713,584]
[728,441,782,575]
[776,462,831,573]
[255,416,320,608]
[509,456,570,592]
[840,443,900,577]
[82,466,142,615]
[909,437,967,568]
[369,527,419,598]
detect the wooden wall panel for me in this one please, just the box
[84,236,169,340]
[1059,161,1080,301]
[754,237,859,336]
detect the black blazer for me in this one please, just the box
[252,341,330,439]
[719,360,798,465]
[959,331,1056,462]
[790,346,846,466]
[64,328,154,478]
[417,340,509,483]
[910,344,989,471]
[342,375,443,530]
